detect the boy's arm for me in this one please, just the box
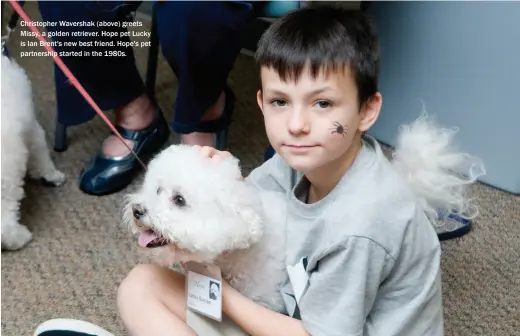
[222,281,310,336]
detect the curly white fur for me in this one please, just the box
[392,112,486,227]
[123,145,288,313]
[1,54,66,251]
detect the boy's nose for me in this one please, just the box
[287,109,310,135]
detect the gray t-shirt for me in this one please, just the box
[246,135,444,336]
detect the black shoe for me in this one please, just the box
[78,109,170,196]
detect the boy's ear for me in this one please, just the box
[359,92,382,132]
[256,90,264,113]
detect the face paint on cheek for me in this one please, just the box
[329,121,349,137]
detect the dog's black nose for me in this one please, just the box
[132,204,146,219]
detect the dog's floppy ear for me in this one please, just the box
[219,179,264,249]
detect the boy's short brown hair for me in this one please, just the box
[255,5,380,108]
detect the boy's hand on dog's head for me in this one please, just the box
[195,146,245,181]
[197,145,232,162]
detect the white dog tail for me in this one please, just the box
[391,113,486,227]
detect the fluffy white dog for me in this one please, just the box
[123,112,486,324]
[123,144,288,312]
[1,54,66,250]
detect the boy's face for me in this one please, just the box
[258,65,381,173]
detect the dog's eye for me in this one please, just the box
[172,194,186,207]
[157,187,162,195]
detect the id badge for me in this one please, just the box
[184,262,223,322]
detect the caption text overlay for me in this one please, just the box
[16,19,151,58]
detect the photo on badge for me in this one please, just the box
[209,280,220,301]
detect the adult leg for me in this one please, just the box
[38,1,170,195]
[38,1,146,127]
[155,1,255,147]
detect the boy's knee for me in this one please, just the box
[117,264,160,303]
[117,264,188,322]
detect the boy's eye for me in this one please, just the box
[271,99,287,107]
[315,100,332,109]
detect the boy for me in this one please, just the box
[34,5,443,336]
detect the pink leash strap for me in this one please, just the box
[8,0,148,171]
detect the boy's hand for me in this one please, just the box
[196,145,232,163]
[195,146,244,180]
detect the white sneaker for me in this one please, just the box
[33,319,115,336]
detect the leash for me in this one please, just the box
[6,0,148,171]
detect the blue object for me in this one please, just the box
[436,210,472,241]
[264,145,275,162]
[262,1,300,17]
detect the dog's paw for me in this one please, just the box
[41,170,66,187]
[1,225,33,251]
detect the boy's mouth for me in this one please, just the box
[138,229,169,248]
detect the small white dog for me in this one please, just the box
[1,54,66,250]
[123,112,486,324]
[123,144,288,312]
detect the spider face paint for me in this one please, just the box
[329,122,349,137]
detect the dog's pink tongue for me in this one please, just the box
[138,230,158,248]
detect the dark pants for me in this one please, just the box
[38,1,254,134]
